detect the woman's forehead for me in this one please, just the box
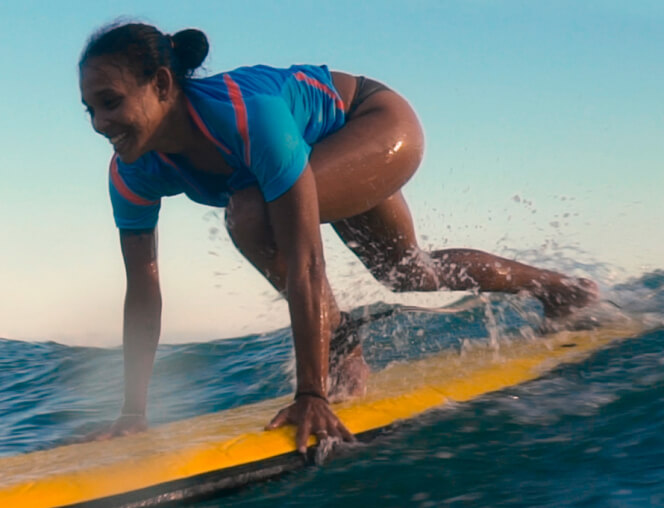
[80,57,138,94]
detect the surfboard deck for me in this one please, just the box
[0,318,648,507]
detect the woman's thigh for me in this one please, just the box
[311,75,425,223]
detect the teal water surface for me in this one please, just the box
[1,271,663,507]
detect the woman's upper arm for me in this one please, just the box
[266,165,322,263]
[119,229,159,285]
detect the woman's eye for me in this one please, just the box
[104,97,122,109]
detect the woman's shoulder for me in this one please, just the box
[186,64,333,95]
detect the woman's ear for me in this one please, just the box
[153,67,175,101]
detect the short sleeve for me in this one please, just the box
[246,96,311,202]
[108,155,161,230]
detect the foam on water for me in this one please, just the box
[0,269,663,506]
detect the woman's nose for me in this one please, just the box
[92,111,109,135]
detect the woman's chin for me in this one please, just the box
[116,147,142,164]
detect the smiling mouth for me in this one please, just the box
[108,132,128,148]
[109,132,131,152]
[110,132,126,144]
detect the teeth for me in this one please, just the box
[110,133,127,145]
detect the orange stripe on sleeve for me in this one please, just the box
[223,74,251,167]
[109,154,159,207]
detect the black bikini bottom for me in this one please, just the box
[346,76,392,117]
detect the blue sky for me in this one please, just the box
[1,1,662,344]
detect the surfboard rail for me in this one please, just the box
[0,321,646,507]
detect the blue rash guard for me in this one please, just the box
[109,64,346,230]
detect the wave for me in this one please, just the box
[1,270,663,505]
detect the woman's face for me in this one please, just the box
[80,56,169,163]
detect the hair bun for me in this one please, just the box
[170,29,209,75]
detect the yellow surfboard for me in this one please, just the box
[0,319,647,507]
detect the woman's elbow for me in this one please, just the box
[290,250,326,286]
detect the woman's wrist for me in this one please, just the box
[295,391,328,403]
[120,411,146,418]
[121,402,146,417]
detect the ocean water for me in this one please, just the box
[1,270,663,507]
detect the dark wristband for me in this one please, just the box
[295,391,328,403]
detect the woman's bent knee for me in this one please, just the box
[370,250,441,293]
[225,187,272,253]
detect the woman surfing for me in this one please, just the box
[79,22,597,453]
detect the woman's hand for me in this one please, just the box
[266,395,354,453]
[79,414,148,442]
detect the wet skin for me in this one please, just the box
[80,58,597,451]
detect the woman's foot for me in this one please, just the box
[535,277,599,318]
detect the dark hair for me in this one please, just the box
[79,22,209,85]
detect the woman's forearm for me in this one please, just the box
[287,256,331,397]
[121,282,162,415]
[264,166,336,397]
